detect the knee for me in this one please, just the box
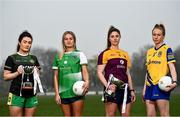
[106,111,116,116]
[122,112,130,117]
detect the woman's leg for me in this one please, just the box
[72,99,84,116]
[24,107,36,116]
[145,100,156,117]
[61,104,72,117]
[105,102,117,117]
[156,99,169,116]
[9,106,23,116]
[120,102,132,117]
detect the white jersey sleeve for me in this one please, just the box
[79,52,88,65]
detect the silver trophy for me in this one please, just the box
[104,74,125,97]
[22,66,34,89]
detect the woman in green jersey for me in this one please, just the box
[3,31,41,116]
[52,31,89,116]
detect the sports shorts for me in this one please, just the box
[7,92,38,108]
[104,89,132,104]
[144,84,170,101]
[61,96,84,104]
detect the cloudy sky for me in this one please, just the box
[0,0,180,64]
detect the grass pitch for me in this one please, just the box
[0,93,180,116]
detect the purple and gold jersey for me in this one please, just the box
[97,49,131,83]
[146,44,176,85]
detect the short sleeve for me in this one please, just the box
[167,48,176,63]
[80,52,88,65]
[4,56,14,71]
[52,55,59,69]
[97,51,107,65]
[33,55,41,70]
[126,53,132,68]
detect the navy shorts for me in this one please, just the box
[144,84,170,101]
[61,96,84,104]
[104,89,132,104]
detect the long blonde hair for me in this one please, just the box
[59,31,77,59]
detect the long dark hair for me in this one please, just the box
[16,31,33,52]
[106,26,121,49]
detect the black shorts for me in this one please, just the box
[104,89,132,104]
[61,96,84,104]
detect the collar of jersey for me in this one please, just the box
[65,50,77,54]
[154,43,165,51]
[17,52,29,56]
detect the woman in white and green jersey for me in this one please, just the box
[52,31,89,116]
[3,31,41,116]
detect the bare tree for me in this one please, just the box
[131,45,153,86]
[174,46,180,79]
[88,55,102,91]
[31,47,57,92]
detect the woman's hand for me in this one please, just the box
[108,84,117,93]
[141,90,146,103]
[55,94,61,105]
[17,65,24,75]
[130,91,136,103]
[83,81,89,95]
[163,82,177,92]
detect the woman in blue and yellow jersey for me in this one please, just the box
[142,24,178,116]
[97,26,136,116]
[52,31,89,116]
[3,31,42,116]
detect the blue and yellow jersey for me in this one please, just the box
[97,49,131,83]
[146,44,176,85]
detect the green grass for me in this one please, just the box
[0,93,180,116]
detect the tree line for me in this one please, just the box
[0,45,180,95]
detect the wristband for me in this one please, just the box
[172,81,178,85]
[129,89,135,92]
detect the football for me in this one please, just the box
[73,81,85,96]
[158,76,172,91]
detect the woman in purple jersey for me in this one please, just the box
[97,26,136,116]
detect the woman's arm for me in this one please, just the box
[142,73,147,102]
[167,63,177,91]
[53,69,61,104]
[127,68,136,102]
[3,70,19,81]
[3,66,23,81]
[97,64,108,88]
[81,65,89,94]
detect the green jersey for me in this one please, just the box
[52,50,88,98]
